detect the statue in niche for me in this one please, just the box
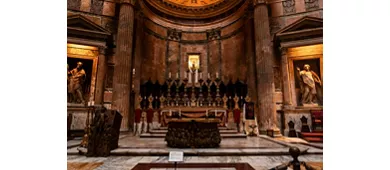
[68,62,86,104]
[67,64,70,102]
[296,64,322,105]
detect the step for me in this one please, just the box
[139,133,247,138]
[154,126,231,130]
[301,132,323,137]
[149,129,239,134]
[303,137,323,143]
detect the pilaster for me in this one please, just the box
[280,47,293,109]
[94,46,107,105]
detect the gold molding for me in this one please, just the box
[67,43,99,102]
[285,44,323,107]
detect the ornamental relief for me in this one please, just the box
[67,0,81,10]
[304,0,319,11]
[282,0,296,14]
[91,0,104,15]
[67,47,98,57]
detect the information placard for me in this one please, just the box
[168,151,184,162]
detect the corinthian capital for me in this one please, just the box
[120,0,136,5]
[279,47,288,56]
[253,0,267,6]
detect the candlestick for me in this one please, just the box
[169,72,172,78]
[208,73,210,79]
[189,72,192,83]
[200,72,203,79]
[91,101,94,106]
[195,71,198,83]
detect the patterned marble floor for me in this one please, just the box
[67,134,323,170]
[117,135,285,148]
[67,155,323,170]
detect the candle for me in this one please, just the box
[189,73,192,83]
[169,72,172,78]
[208,73,210,79]
[176,73,179,79]
[195,70,198,83]
[88,101,91,106]
[133,68,135,75]
[216,72,219,78]
[91,101,95,106]
[200,73,203,79]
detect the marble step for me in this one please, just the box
[149,129,239,134]
[70,147,323,156]
[154,126,231,130]
[139,133,247,138]
[301,132,323,137]
[303,137,323,143]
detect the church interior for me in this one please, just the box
[67,0,323,169]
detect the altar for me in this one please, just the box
[160,107,227,127]
[165,119,221,148]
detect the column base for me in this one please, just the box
[259,128,283,138]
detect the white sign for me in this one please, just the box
[168,151,184,162]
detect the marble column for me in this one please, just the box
[280,47,293,109]
[133,12,144,114]
[94,46,107,105]
[112,0,135,131]
[253,1,281,136]
[244,17,258,111]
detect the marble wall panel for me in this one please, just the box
[102,1,116,17]
[295,0,306,13]
[181,32,207,41]
[283,112,312,136]
[145,20,167,37]
[270,1,283,17]
[220,32,245,82]
[141,33,156,83]
[221,18,244,37]
[167,41,180,76]
[68,0,81,11]
[142,34,167,83]
[208,40,220,79]
[68,111,88,130]
[80,0,91,12]
[91,0,104,15]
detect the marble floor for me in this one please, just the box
[67,134,323,170]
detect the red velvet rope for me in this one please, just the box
[146,108,154,123]
[135,109,142,123]
[233,109,241,123]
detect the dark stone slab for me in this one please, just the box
[165,120,221,148]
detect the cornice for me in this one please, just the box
[144,0,243,20]
[140,0,249,32]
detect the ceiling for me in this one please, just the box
[143,0,245,20]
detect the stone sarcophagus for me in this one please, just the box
[165,119,221,148]
[86,109,122,157]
